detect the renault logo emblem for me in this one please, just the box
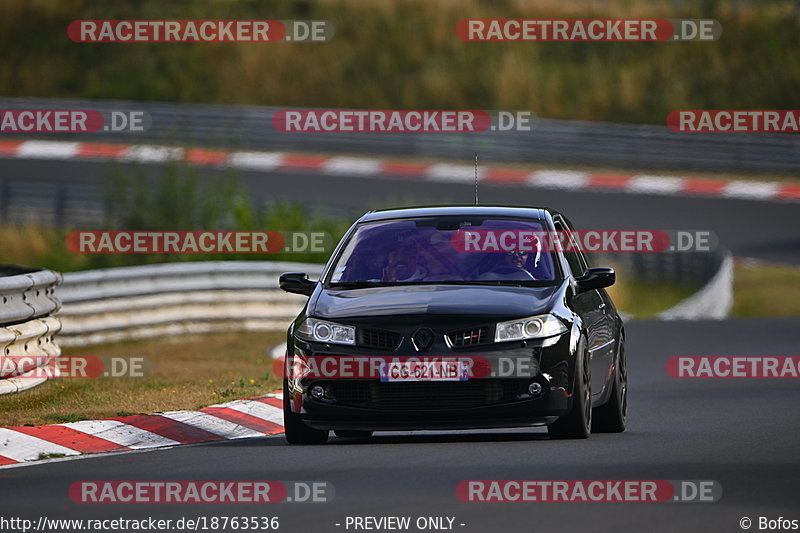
[412,328,435,352]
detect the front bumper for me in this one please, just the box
[300,392,569,431]
[286,331,576,432]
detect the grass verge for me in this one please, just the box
[0,331,284,427]
[732,260,800,317]
[1,0,798,125]
[606,276,699,318]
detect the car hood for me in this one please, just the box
[311,284,560,320]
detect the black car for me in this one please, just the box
[279,206,627,443]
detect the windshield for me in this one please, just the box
[327,216,559,287]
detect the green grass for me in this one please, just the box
[0,0,797,125]
[610,259,800,319]
[0,163,352,272]
[607,275,700,318]
[0,331,284,427]
[42,413,86,424]
[732,260,800,317]
[37,452,68,460]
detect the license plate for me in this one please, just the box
[379,360,470,382]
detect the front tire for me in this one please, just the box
[592,337,627,433]
[283,379,329,444]
[548,337,591,439]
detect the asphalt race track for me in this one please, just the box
[1,318,798,533]
[2,158,800,264]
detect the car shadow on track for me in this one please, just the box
[200,429,553,449]
[329,433,552,445]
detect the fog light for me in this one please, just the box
[310,385,325,400]
[528,382,544,398]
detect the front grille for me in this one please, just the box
[326,379,528,410]
[446,327,490,347]
[358,328,402,350]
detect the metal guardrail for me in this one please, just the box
[600,249,726,287]
[659,252,734,320]
[54,253,729,348]
[57,261,324,346]
[0,267,62,394]
[0,254,731,394]
[1,97,798,174]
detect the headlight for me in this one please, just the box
[296,318,356,345]
[495,314,567,343]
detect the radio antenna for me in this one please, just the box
[474,152,479,206]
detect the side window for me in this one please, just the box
[555,219,587,278]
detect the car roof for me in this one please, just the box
[358,205,560,223]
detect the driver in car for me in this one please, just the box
[505,250,529,270]
[381,241,429,282]
[505,233,543,278]
[479,233,542,281]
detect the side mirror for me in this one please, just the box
[279,272,316,296]
[575,267,615,293]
